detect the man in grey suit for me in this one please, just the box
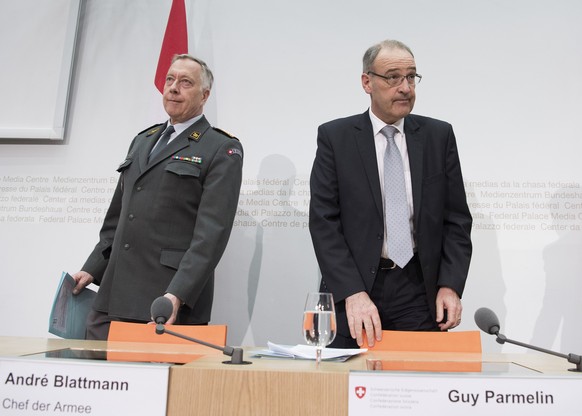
[309,40,472,348]
[73,55,243,340]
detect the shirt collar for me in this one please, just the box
[368,108,405,136]
[167,114,204,137]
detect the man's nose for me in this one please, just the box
[166,79,179,93]
[398,78,412,93]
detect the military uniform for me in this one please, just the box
[82,115,243,325]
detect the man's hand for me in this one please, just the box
[345,291,382,347]
[72,271,94,295]
[436,287,462,330]
[163,293,182,325]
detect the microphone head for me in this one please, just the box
[150,296,173,325]
[474,307,501,335]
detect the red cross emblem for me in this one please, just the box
[355,386,366,399]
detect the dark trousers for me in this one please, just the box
[85,308,148,341]
[85,307,208,341]
[330,254,437,349]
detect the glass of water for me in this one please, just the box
[303,292,337,365]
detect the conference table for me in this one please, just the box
[0,336,578,415]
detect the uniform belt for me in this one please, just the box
[379,258,397,270]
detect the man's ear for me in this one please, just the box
[202,88,210,104]
[361,73,372,94]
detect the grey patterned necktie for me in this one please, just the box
[149,125,175,162]
[382,125,413,268]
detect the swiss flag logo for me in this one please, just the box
[355,386,367,399]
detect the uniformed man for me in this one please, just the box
[72,54,243,340]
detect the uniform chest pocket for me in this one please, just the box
[155,161,203,214]
[165,161,201,177]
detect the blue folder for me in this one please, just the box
[48,271,96,339]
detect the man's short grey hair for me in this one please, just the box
[363,40,414,73]
[172,54,214,91]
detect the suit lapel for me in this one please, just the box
[404,115,423,226]
[354,113,383,218]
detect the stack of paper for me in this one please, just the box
[252,341,366,362]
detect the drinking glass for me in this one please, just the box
[303,292,337,365]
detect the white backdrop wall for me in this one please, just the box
[1,0,581,354]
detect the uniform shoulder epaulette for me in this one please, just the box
[212,126,240,141]
[137,123,164,137]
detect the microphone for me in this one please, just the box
[151,296,173,324]
[474,306,500,336]
[474,307,581,372]
[150,296,251,365]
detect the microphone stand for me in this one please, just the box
[494,332,581,372]
[156,323,251,365]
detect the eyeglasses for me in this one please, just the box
[367,71,422,88]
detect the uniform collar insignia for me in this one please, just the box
[146,127,160,136]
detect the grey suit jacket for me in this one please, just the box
[83,116,243,324]
[309,111,472,336]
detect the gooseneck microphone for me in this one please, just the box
[150,296,251,365]
[474,307,581,372]
[152,296,174,324]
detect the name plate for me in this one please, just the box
[1,357,169,415]
[349,371,582,415]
